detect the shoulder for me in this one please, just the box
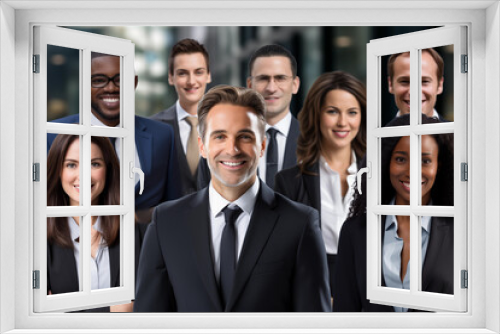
[154,190,200,217]
[276,165,303,181]
[136,115,174,136]
[51,114,79,124]
[150,105,176,122]
[273,191,318,221]
[340,214,366,238]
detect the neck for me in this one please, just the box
[72,216,98,225]
[320,144,352,172]
[213,176,255,202]
[266,109,289,126]
[93,112,119,127]
[179,99,199,116]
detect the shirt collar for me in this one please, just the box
[176,100,197,121]
[265,111,291,138]
[395,109,440,119]
[319,150,357,175]
[385,198,432,233]
[209,178,260,218]
[67,217,104,242]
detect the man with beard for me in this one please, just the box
[198,45,301,190]
[134,85,330,312]
[47,53,182,222]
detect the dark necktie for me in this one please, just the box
[220,205,243,307]
[266,128,279,189]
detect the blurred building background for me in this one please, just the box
[48,26,454,125]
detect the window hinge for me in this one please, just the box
[33,54,40,73]
[461,270,468,289]
[33,270,40,289]
[461,162,468,181]
[33,163,40,182]
[461,54,468,73]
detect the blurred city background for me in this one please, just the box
[47,26,454,125]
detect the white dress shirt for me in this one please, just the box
[396,109,441,120]
[208,179,259,283]
[175,100,199,155]
[91,113,141,185]
[319,152,357,254]
[258,111,292,184]
[68,217,111,290]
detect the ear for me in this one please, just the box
[134,75,139,89]
[292,76,300,94]
[198,136,207,159]
[260,137,266,158]
[388,76,394,94]
[246,77,253,89]
[168,73,174,86]
[437,77,444,95]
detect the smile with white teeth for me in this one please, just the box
[102,97,119,102]
[221,161,244,167]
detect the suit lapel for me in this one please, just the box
[283,116,299,169]
[303,162,321,216]
[109,240,120,287]
[422,217,450,291]
[134,116,152,186]
[186,188,224,311]
[226,182,279,311]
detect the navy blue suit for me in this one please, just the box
[47,115,183,210]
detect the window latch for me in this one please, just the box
[461,270,468,289]
[356,162,371,195]
[130,162,145,195]
[461,163,468,181]
[33,54,40,73]
[33,163,40,182]
[33,270,40,289]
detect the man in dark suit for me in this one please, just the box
[198,44,301,190]
[387,48,448,121]
[150,39,212,195]
[134,85,331,312]
[47,53,182,221]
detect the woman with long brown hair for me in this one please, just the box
[47,134,147,312]
[275,71,366,297]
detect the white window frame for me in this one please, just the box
[33,25,137,312]
[1,1,499,333]
[365,26,468,312]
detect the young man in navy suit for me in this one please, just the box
[134,85,331,312]
[150,39,212,195]
[47,53,183,222]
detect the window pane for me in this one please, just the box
[420,216,454,295]
[47,45,80,123]
[47,134,82,207]
[90,52,122,128]
[382,135,411,205]
[420,133,454,206]
[90,136,121,206]
[381,214,411,295]
[90,215,121,291]
[420,46,454,122]
[382,52,410,127]
[47,216,83,295]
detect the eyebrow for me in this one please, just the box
[64,159,78,163]
[393,151,409,156]
[176,67,207,72]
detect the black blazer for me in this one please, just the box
[133,181,331,312]
[150,105,202,196]
[332,214,454,312]
[47,223,148,312]
[197,115,301,190]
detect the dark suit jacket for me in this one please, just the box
[133,181,331,312]
[197,115,301,190]
[47,115,183,210]
[150,104,202,196]
[47,223,148,312]
[332,214,454,312]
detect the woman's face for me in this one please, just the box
[389,135,439,205]
[319,89,362,153]
[60,139,107,206]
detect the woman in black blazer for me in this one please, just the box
[333,114,455,312]
[47,134,146,312]
[274,71,366,296]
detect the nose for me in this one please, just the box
[264,79,278,93]
[337,113,347,127]
[103,79,119,93]
[187,74,195,86]
[226,137,240,155]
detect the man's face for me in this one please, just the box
[91,56,121,126]
[168,53,211,109]
[247,56,299,123]
[388,51,444,117]
[198,103,265,195]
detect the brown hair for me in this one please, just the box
[197,85,266,141]
[296,71,366,173]
[387,48,444,82]
[248,44,297,77]
[47,135,120,248]
[168,38,210,75]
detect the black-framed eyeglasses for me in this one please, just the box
[91,74,120,88]
[249,74,294,87]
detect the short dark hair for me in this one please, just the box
[248,44,297,77]
[197,85,266,141]
[168,38,210,75]
[387,48,444,82]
